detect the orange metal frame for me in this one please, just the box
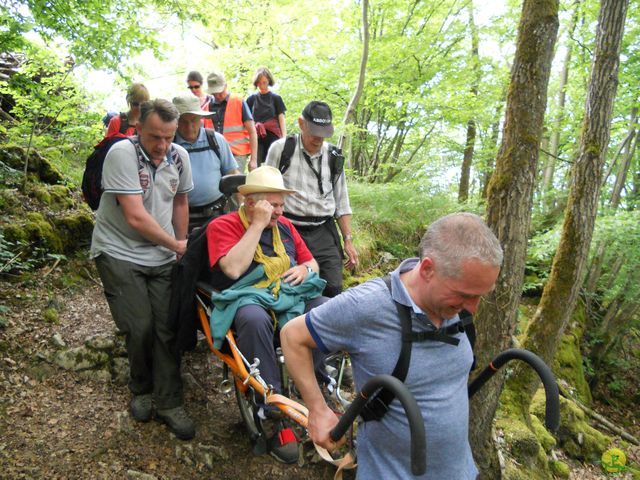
[196,287,309,428]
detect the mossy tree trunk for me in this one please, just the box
[469,0,559,478]
[510,0,629,416]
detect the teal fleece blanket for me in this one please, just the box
[210,265,326,348]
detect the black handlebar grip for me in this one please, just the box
[468,348,560,432]
[329,374,426,476]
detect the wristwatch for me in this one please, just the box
[344,234,353,242]
[305,265,313,274]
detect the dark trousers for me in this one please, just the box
[188,200,226,233]
[257,131,280,167]
[297,221,344,298]
[95,253,183,409]
[234,296,328,400]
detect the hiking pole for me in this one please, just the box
[468,348,560,432]
[329,374,426,476]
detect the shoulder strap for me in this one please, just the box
[278,135,297,175]
[170,145,183,174]
[460,309,476,370]
[326,143,345,185]
[360,277,477,422]
[360,275,413,422]
[204,128,221,158]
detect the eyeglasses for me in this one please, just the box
[130,102,140,107]
[187,85,202,90]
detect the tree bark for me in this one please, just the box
[541,0,580,208]
[469,1,560,478]
[338,0,370,167]
[512,0,629,413]
[458,1,480,203]
[609,106,638,208]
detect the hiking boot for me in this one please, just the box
[129,394,153,422]
[156,406,196,440]
[267,425,299,464]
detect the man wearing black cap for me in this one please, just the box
[265,101,358,298]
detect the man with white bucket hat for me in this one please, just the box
[172,95,239,231]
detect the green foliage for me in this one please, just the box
[590,210,640,304]
[349,179,462,260]
[0,230,68,277]
[1,0,205,71]
[0,305,9,329]
[42,306,59,324]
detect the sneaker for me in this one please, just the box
[267,425,299,464]
[129,394,152,422]
[156,406,196,440]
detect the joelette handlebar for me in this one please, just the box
[468,348,560,432]
[329,374,427,476]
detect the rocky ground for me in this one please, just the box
[0,258,637,480]
[0,260,349,480]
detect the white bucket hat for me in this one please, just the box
[238,166,298,195]
[172,95,213,117]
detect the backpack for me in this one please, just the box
[278,134,345,186]
[178,128,221,159]
[359,276,476,422]
[116,113,130,134]
[81,136,182,210]
[102,112,130,133]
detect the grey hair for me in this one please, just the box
[140,99,180,124]
[419,212,503,278]
[245,193,268,202]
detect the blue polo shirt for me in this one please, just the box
[174,128,238,207]
[306,258,478,479]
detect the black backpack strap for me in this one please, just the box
[459,309,476,370]
[359,278,477,422]
[326,143,345,185]
[360,275,413,422]
[204,128,221,159]
[278,134,297,175]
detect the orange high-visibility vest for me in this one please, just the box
[222,94,251,156]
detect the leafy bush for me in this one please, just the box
[349,179,463,259]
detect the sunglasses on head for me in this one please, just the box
[187,85,202,90]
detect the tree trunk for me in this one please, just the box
[481,95,506,199]
[469,1,560,478]
[458,1,480,203]
[610,106,638,208]
[512,0,629,414]
[541,0,580,208]
[338,0,370,168]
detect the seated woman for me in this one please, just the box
[205,165,327,464]
[105,83,150,137]
[246,67,286,166]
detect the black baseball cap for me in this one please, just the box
[302,101,334,138]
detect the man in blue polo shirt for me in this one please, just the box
[281,212,503,479]
[172,95,239,231]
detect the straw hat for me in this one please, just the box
[238,166,298,195]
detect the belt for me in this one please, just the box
[283,213,333,224]
[190,197,225,214]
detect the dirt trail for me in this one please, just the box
[0,267,342,479]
